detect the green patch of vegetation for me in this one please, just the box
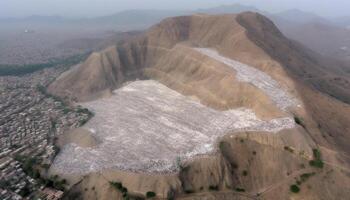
[0,180,8,188]
[110,182,123,190]
[76,107,92,114]
[66,191,82,200]
[146,191,156,198]
[38,84,94,127]
[110,182,130,200]
[219,141,226,152]
[309,160,324,168]
[242,170,248,176]
[15,154,67,191]
[284,146,294,153]
[167,189,176,200]
[0,53,89,76]
[63,107,71,114]
[184,189,194,194]
[294,116,305,128]
[15,155,41,178]
[300,172,316,182]
[53,145,61,157]
[209,185,219,191]
[231,161,238,169]
[41,163,50,169]
[41,176,67,191]
[235,187,245,192]
[290,184,300,193]
[19,185,31,197]
[309,149,324,169]
[79,118,89,126]
[293,171,317,190]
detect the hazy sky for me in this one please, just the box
[0,0,349,18]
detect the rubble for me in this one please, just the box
[52,80,296,175]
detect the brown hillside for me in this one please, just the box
[236,12,350,156]
[50,12,350,200]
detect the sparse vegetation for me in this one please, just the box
[235,187,245,192]
[167,188,176,200]
[13,157,68,192]
[242,170,248,176]
[290,184,300,193]
[309,149,324,168]
[146,191,156,198]
[209,185,219,191]
[300,172,316,183]
[294,116,305,128]
[66,191,82,200]
[40,175,67,191]
[219,141,226,152]
[38,84,94,127]
[110,182,130,200]
[184,189,194,194]
[284,146,294,153]
[292,171,316,193]
[14,155,41,179]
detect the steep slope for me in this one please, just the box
[49,13,350,200]
[236,12,350,155]
[49,42,148,101]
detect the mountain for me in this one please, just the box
[196,4,260,14]
[332,16,350,28]
[0,15,65,23]
[280,21,350,63]
[87,9,188,27]
[0,4,260,29]
[82,4,260,28]
[274,9,327,24]
[48,12,350,200]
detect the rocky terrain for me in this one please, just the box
[52,80,295,175]
[48,12,350,200]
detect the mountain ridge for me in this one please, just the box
[48,12,350,200]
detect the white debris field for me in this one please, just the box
[52,48,298,175]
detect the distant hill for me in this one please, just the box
[274,9,328,24]
[87,9,188,26]
[0,4,260,28]
[280,21,350,63]
[0,15,65,23]
[332,16,350,28]
[86,4,260,26]
[1,4,348,67]
[196,4,260,14]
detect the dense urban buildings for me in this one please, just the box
[0,67,91,199]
